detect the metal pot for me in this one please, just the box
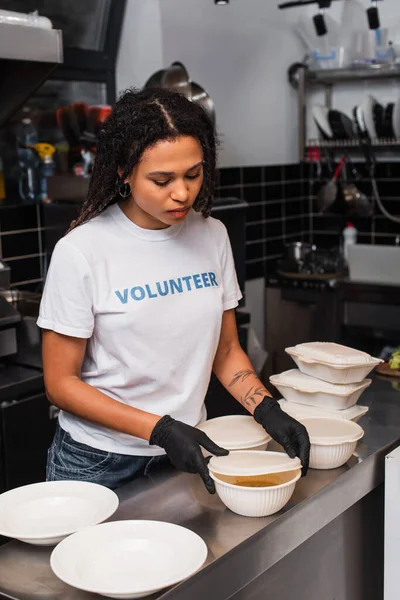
[144,69,165,89]
[144,63,216,125]
[189,81,215,125]
[144,62,191,96]
[286,241,315,263]
[162,61,191,97]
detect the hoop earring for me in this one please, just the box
[119,183,131,198]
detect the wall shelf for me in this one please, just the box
[306,64,400,85]
[297,64,400,161]
[0,23,63,127]
[306,139,400,150]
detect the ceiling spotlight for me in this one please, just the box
[215,0,229,5]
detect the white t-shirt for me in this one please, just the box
[37,204,242,456]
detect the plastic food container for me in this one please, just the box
[278,399,369,424]
[270,369,371,410]
[196,415,271,453]
[286,342,382,384]
[208,451,301,517]
[300,417,364,470]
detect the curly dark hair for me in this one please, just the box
[69,87,218,230]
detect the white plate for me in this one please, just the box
[0,481,119,545]
[353,104,367,137]
[312,104,333,139]
[361,95,379,139]
[50,520,208,599]
[393,98,400,139]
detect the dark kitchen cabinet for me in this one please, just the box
[0,392,57,493]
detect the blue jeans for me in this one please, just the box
[46,423,169,489]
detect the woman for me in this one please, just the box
[38,88,309,493]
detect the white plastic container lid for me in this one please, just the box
[208,450,301,477]
[287,342,381,366]
[300,417,364,445]
[271,369,372,395]
[278,399,369,422]
[196,415,271,450]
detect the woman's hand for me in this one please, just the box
[254,397,310,476]
[150,415,228,493]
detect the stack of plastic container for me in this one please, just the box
[270,342,383,423]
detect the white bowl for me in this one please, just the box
[300,417,364,470]
[270,369,371,410]
[50,520,208,599]
[0,481,119,545]
[197,415,271,454]
[210,470,301,518]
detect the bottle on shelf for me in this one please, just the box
[34,143,56,202]
[343,222,358,263]
[15,108,40,202]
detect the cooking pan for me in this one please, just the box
[162,62,191,96]
[190,81,215,125]
[145,62,216,125]
[341,161,373,218]
[145,69,166,89]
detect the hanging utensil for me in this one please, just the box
[341,160,372,218]
[145,62,191,96]
[317,155,346,213]
[144,69,166,89]
[162,62,191,97]
[144,63,216,125]
[189,81,216,125]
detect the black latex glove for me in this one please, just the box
[254,397,310,476]
[149,415,229,494]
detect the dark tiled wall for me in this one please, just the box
[216,163,308,280]
[306,161,400,248]
[0,202,79,290]
[0,163,310,288]
[3,160,398,289]
[0,204,43,289]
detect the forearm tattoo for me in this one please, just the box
[228,369,268,410]
[228,369,257,387]
[240,385,268,410]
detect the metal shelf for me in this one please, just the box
[306,64,400,85]
[0,22,62,64]
[306,138,400,150]
[296,64,400,161]
[0,23,63,127]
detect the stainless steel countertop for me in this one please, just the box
[1,376,400,600]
